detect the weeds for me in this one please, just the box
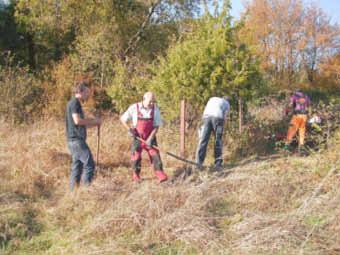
[0,110,339,254]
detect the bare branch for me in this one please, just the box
[123,0,161,58]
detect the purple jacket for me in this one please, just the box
[290,92,311,112]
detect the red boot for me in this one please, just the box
[155,170,168,183]
[132,172,141,182]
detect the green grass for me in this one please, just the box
[304,215,327,228]
[0,207,44,254]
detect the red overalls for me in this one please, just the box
[131,103,167,182]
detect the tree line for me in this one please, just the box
[0,0,339,123]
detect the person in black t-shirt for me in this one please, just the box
[66,81,101,190]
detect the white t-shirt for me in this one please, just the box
[120,102,162,127]
[202,97,230,119]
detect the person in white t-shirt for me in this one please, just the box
[195,96,230,170]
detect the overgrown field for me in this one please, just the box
[0,116,339,255]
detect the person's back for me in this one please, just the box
[196,96,230,170]
[203,97,230,119]
[285,90,311,154]
[290,91,310,114]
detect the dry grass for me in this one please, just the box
[0,116,339,255]
[248,98,286,125]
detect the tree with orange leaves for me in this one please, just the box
[240,0,339,89]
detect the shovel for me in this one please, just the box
[127,128,200,167]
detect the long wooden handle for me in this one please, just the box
[96,126,100,164]
[134,133,160,151]
[123,125,159,149]
[124,126,201,167]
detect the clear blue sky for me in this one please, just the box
[229,0,340,25]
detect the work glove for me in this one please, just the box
[128,128,138,138]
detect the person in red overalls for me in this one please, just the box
[120,92,168,183]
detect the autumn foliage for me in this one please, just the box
[0,0,339,123]
[241,0,340,89]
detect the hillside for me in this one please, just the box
[0,118,339,255]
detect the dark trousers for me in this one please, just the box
[131,138,163,173]
[195,117,224,167]
[67,139,95,190]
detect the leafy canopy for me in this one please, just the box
[150,2,263,120]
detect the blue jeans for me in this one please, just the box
[195,117,224,167]
[67,139,95,190]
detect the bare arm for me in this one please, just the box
[72,113,101,128]
[308,106,312,116]
[120,116,132,130]
[307,97,312,116]
[224,112,230,122]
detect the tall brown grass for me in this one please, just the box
[0,114,339,254]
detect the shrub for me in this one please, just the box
[150,7,264,120]
[0,55,44,123]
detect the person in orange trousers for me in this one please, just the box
[284,90,311,153]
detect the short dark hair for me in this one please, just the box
[73,81,88,94]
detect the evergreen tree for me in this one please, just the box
[150,2,264,120]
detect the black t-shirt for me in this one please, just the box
[66,97,87,141]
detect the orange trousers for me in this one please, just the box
[286,114,307,146]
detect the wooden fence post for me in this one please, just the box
[180,100,186,157]
[238,97,242,133]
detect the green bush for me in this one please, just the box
[107,59,150,113]
[149,6,264,120]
